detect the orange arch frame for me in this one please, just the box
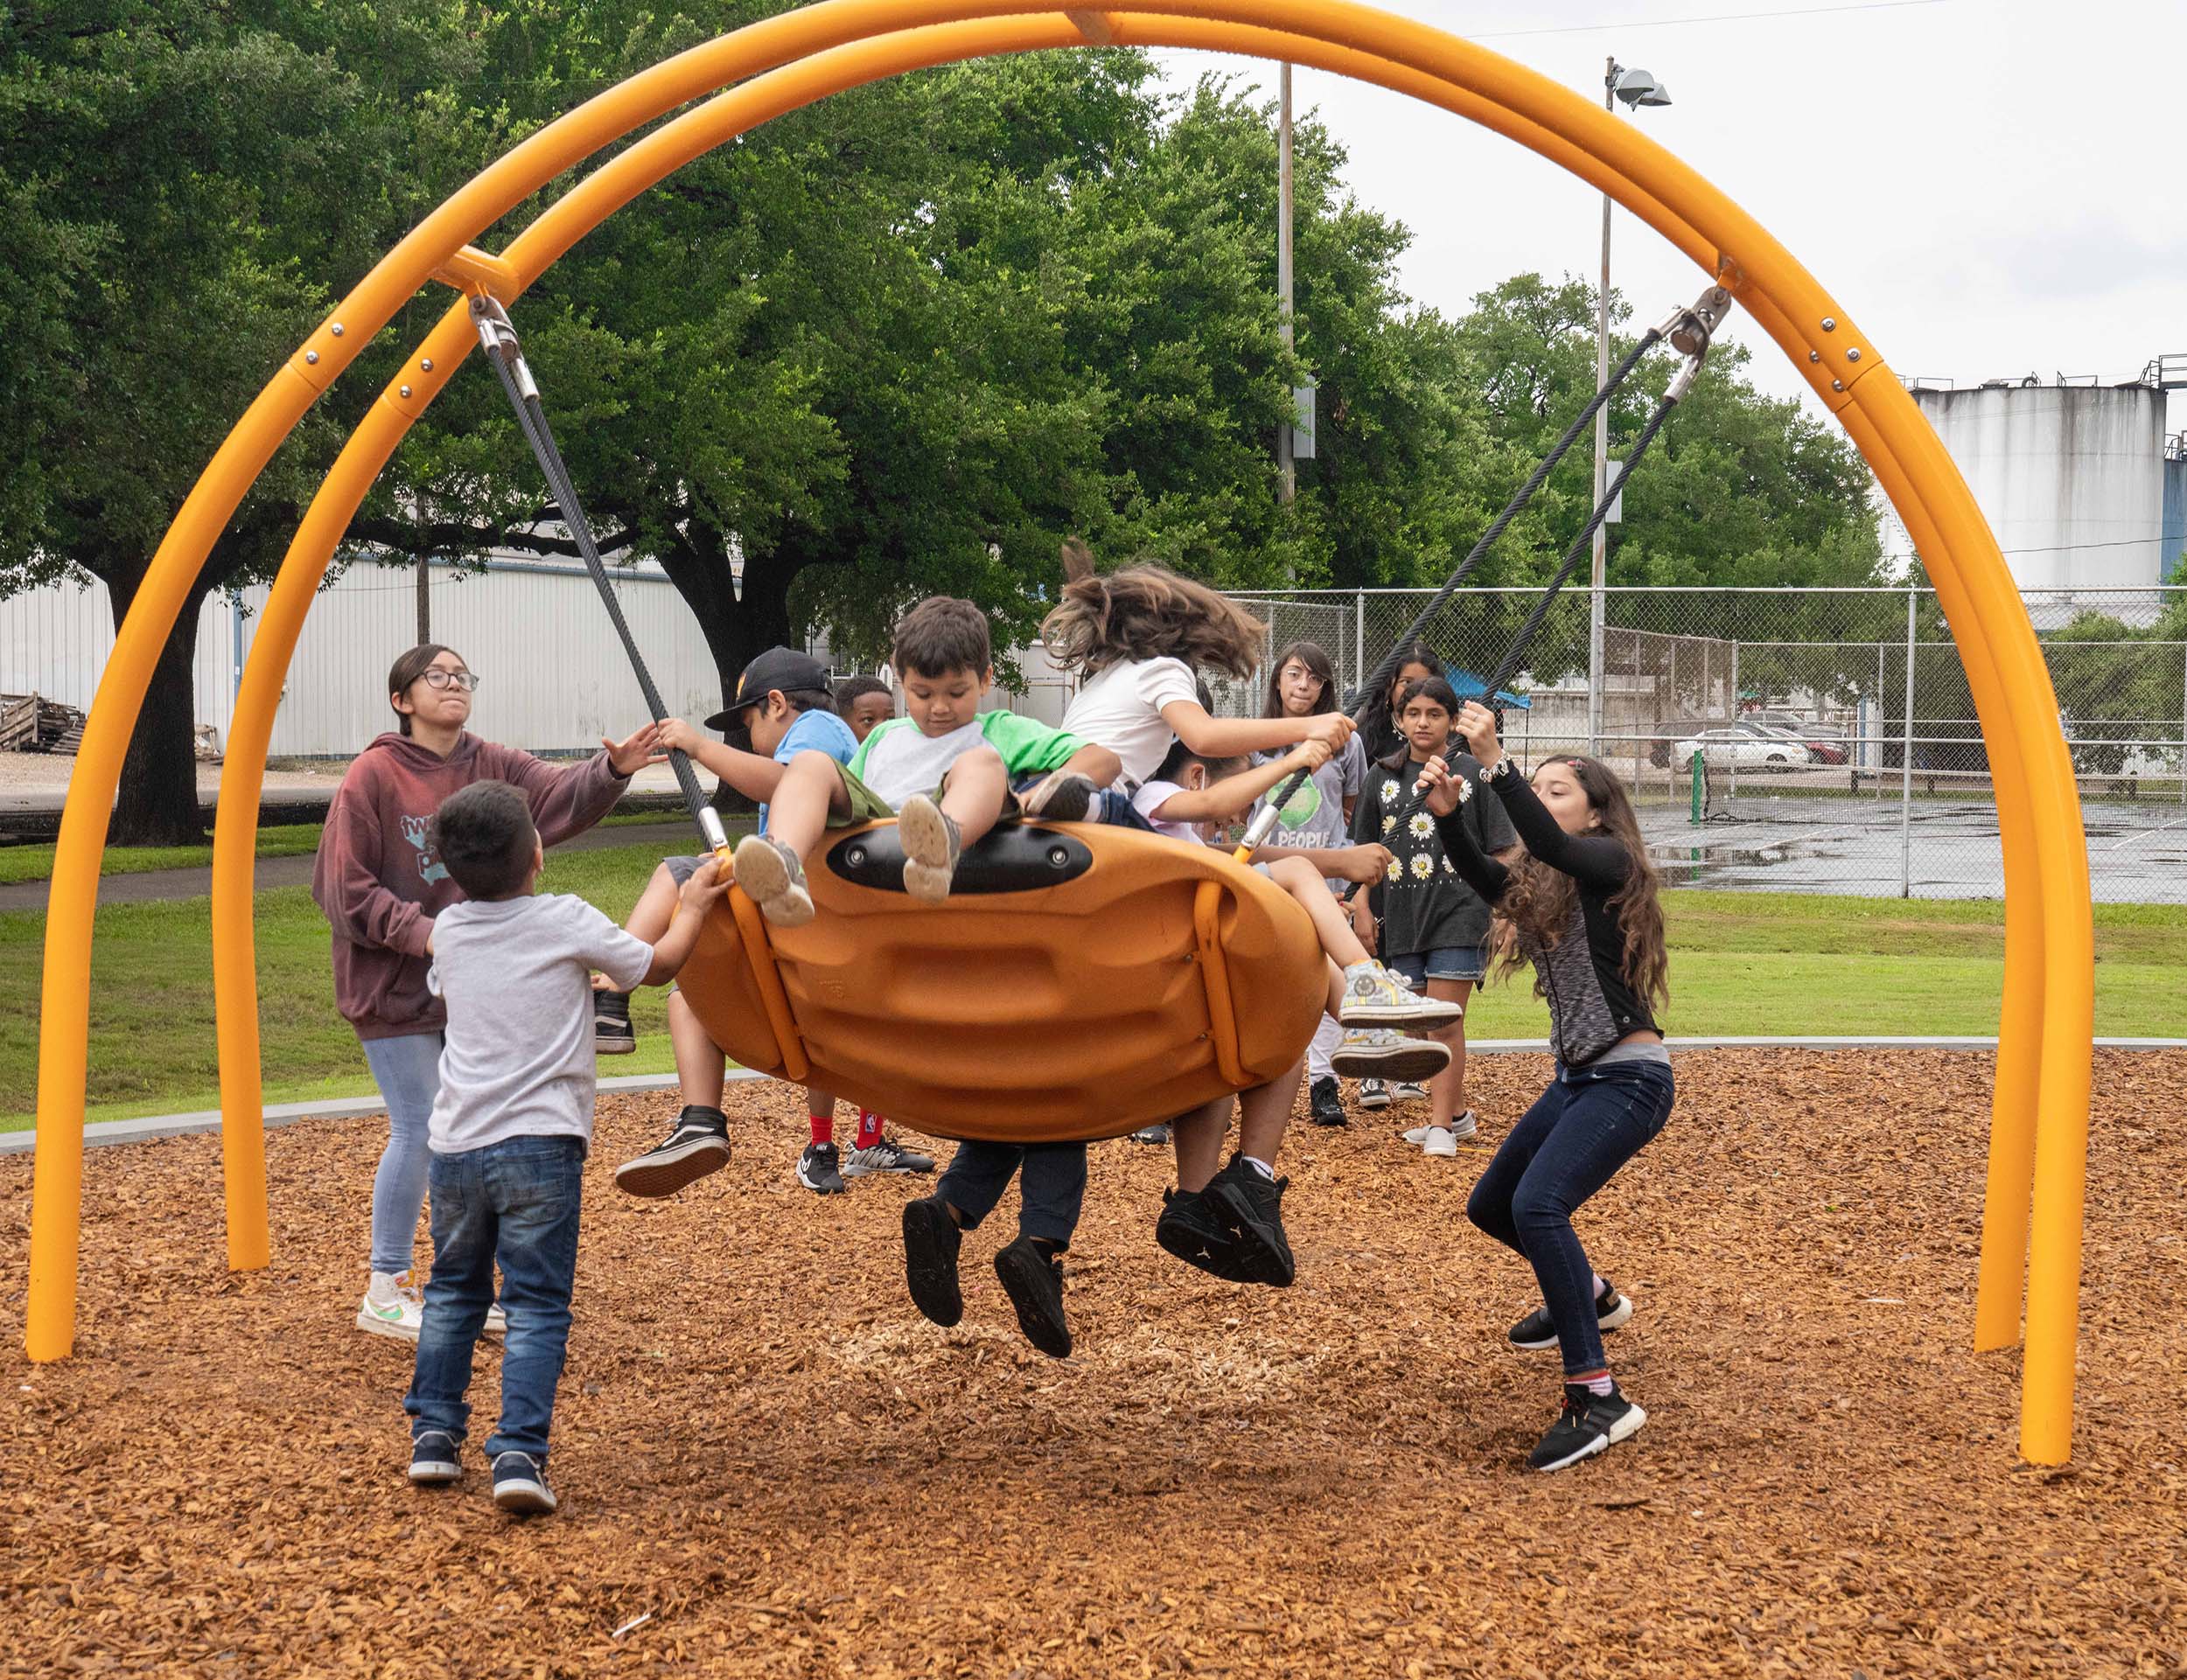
[24,0,2093,1464]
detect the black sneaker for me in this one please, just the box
[1308,1076,1346,1127]
[1357,1077,1392,1112]
[491,1450,558,1514]
[797,1141,847,1195]
[409,1430,464,1486]
[993,1236,1072,1358]
[1129,1122,1171,1147]
[1527,1384,1646,1473]
[1022,770,1099,822]
[901,1196,964,1327]
[1155,1187,1249,1282]
[1509,1284,1633,1352]
[1202,1156,1296,1288]
[844,1136,937,1177]
[594,988,635,1055]
[613,1106,730,1198]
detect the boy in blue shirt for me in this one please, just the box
[603,648,935,1198]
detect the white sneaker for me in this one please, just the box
[1329,1026,1450,1085]
[1338,962,1464,1029]
[1422,1126,1460,1159]
[357,1271,424,1342]
[731,833,815,927]
[484,1301,508,1335]
[1404,1110,1477,1146]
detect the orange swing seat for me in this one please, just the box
[673,819,1326,1144]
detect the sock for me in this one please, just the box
[1241,1155,1276,1181]
[1593,1273,1611,1302]
[1577,1372,1615,1398]
[854,1110,885,1151]
[809,1112,835,1147]
[1028,1237,1063,1258]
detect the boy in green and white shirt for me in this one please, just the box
[730,596,1119,924]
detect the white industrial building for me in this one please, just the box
[1890,370,2184,622]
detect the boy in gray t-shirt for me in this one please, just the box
[403,780,726,1516]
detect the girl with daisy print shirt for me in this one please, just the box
[1350,676,1516,1156]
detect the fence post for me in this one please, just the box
[1900,582,1918,899]
[2179,639,2185,806]
[1355,589,1366,701]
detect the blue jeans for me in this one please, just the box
[1009,774,1155,832]
[936,1140,1088,1247]
[361,1031,444,1276]
[1466,1060,1674,1376]
[404,1134,585,1461]
[1387,945,1489,986]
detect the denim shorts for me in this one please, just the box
[1388,945,1488,985]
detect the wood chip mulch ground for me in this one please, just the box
[3,1047,2183,1678]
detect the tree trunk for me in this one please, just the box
[107,568,213,847]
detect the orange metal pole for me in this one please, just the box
[1836,402,2044,1353]
[48,2,2091,1468]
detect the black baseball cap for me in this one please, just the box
[703,647,829,731]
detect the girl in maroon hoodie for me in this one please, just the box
[313,644,660,1340]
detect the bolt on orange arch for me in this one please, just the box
[24,0,2093,1466]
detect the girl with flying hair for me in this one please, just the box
[1416,700,1673,1475]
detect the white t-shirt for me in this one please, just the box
[1131,778,1206,844]
[426,893,654,1155]
[855,716,988,807]
[1061,656,1199,788]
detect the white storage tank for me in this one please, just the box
[1910,383,2167,612]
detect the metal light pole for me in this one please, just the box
[1277,61,1296,506]
[1588,59,1671,757]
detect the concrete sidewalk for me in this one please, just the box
[7,1036,2178,1155]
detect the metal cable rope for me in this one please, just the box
[471,296,728,853]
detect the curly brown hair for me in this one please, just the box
[1040,540,1267,680]
[1492,756,1669,1013]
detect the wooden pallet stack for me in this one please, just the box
[0,692,88,754]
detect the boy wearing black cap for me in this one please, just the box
[599,647,935,1198]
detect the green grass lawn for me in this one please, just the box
[4,845,2184,1132]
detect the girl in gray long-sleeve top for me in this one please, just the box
[313,643,660,1344]
[1418,700,1674,1476]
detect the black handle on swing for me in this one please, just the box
[469,296,730,859]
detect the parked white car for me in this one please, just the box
[1672,728,1813,771]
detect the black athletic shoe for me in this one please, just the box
[1202,1156,1296,1288]
[593,988,635,1055]
[1022,770,1099,822]
[1508,1284,1633,1352]
[843,1136,937,1177]
[408,1430,464,1486]
[993,1236,1072,1358]
[1357,1077,1392,1112]
[492,1450,558,1514]
[1527,1384,1646,1473]
[1129,1122,1172,1147]
[613,1106,730,1198]
[901,1196,965,1328]
[1155,1186,1247,1280]
[797,1141,847,1195]
[1308,1076,1346,1127]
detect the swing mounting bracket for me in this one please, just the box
[1657,284,1736,402]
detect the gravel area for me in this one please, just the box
[3,1048,2181,1677]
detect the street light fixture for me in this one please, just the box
[1588,57,1672,761]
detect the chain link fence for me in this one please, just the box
[1200,585,2187,903]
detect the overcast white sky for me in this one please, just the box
[1149,0,2184,434]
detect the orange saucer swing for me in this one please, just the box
[675,819,1325,1144]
